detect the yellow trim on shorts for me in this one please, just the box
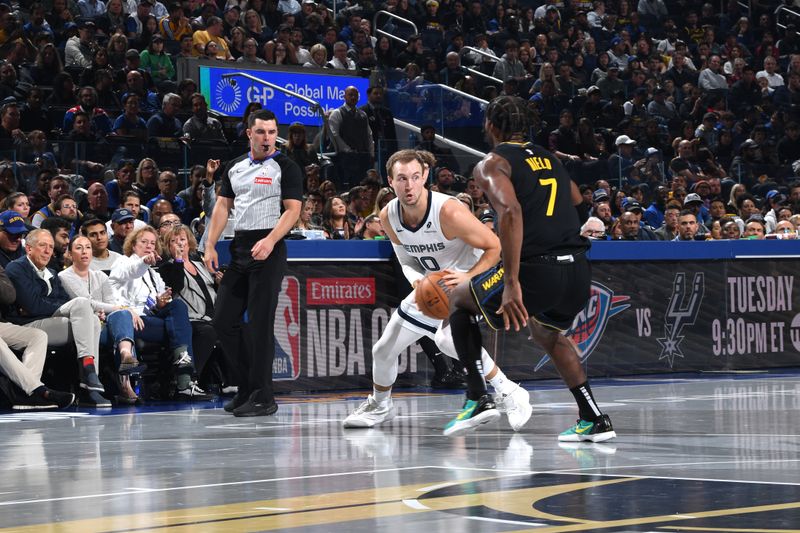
[469,283,501,331]
[530,314,568,333]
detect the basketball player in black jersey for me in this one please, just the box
[444,96,616,441]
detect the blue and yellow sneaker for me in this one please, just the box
[443,395,501,437]
[558,414,616,442]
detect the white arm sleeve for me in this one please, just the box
[392,243,425,286]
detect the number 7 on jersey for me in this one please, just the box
[539,178,557,216]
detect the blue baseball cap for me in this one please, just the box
[112,208,135,223]
[592,189,610,202]
[0,210,28,235]
[766,190,787,204]
[622,198,643,212]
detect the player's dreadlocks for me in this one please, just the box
[485,96,533,142]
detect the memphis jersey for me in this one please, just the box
[388,190,480,334]
[388,190,480,274]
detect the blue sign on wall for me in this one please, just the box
[198,66,370,125]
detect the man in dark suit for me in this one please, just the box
[0,264,75,410]
[328,86,374,186]
[360,86,397,178]
[4,229,110,407]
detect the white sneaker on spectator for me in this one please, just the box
[342,395,395,428]
[177,382,213,401]
[495,384,532,432]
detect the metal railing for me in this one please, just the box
[461,46,498,63]
[736,0,750,18]
[464,67,503,86]
[776,5,800,37]
[394,118,486,159]
[459,47,504,86]
[416,84,489,106]
[373,10,418,46]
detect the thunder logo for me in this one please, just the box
[534,282,629,371]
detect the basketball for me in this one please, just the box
[415,271,451,320]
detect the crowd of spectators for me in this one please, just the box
[577,177,800,241]
[1,0,800,408]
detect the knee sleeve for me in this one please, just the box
[434,323,456,358]
[370,311,423,388]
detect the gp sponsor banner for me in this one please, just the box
[268,259,800,392]
[198,65,369,125]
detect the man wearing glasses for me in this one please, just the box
[580,217,607,240]
[236,38,266,64]
[0,211,27,268]
[146,170,186,221]
[157,213,182,238]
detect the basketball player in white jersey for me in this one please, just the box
[343,149,532,430]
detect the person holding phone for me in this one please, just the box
[109,226,211,400]
[159,224,232,390]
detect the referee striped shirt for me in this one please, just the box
[219,151,303,231]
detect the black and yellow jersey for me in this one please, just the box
[490,141,588,260]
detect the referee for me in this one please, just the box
[204,109,303,417]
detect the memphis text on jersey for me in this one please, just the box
[403,242,447,254]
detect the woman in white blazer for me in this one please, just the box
[108,226,210,401]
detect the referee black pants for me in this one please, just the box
[212,230,287,403]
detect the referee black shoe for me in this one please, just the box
[232,390,278,417]
[224,391,250,413]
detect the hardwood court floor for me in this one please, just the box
[0,371,799,532]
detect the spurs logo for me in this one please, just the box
[656,272,705,368]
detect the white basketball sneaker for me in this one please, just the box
[495,384,533,432]
[343,395,396,428]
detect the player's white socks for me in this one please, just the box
[373,388,391,403]
[488,366,516,395]
[479,349,513,394]
[480,348,496,376]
